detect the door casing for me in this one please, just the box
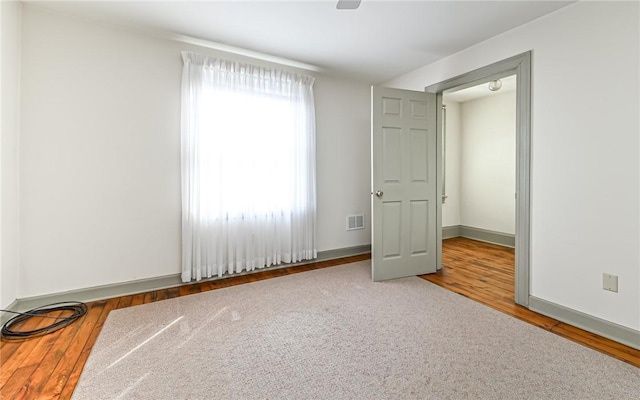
[425,52,532,307]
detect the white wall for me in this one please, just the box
[459,91,516,234]
[315,78,371,252]
[385,2,640,331]
[1,1,21,309]
[18,6,371,299]
[441,101,461,228]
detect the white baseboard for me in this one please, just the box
[2,244,372,322]
[529,296,640,350]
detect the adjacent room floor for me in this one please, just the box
[424,237,639,367]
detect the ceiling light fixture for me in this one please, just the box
[488,79,503,92]
[337,0,361,10]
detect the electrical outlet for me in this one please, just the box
[602,273,618,293]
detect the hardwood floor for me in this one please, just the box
[421,237,640,367]
[0,255,369,400]
[1,240,638,399]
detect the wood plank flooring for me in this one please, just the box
[421,237,640,367]
[1,240,638,399]
[0,255,368,400]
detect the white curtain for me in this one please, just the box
[180,52,317,282]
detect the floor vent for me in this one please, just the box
[347,215,365,230]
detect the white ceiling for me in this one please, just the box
[27,0,573,83]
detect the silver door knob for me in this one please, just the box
[375,190,384,197]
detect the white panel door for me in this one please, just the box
[371,86,437,281]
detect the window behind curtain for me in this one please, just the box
[198,89,296,216]
[180,52,317,282]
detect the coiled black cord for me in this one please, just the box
[1,301,87,340]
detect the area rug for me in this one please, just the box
[72,261,639,399]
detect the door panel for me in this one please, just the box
[410,129,428,182]
[410,200,428,255]
[382,201,402,258]
[372,86,437,281]
[382,127,402,182]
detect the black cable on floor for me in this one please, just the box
[0,301,87,340]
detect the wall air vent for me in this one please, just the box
[347,215,365,230]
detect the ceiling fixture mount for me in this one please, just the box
[488,79,503,92]
[337,0,361,10]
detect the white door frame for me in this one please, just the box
[425,52,532,307]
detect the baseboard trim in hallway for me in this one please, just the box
[443,225,515,247]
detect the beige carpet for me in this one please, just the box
[72,261,639,399]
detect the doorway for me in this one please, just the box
[442,75,516,248]
[439,75,517,302]
[426,52,531,307]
